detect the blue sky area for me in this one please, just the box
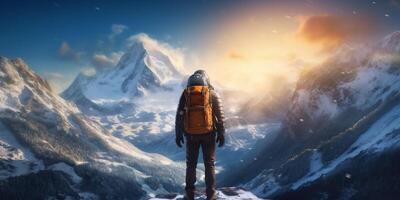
[0,0,399,92]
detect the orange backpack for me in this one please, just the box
[184,85,214,134]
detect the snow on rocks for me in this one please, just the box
[291,99,400,190]
[48,162,82,183]
[67,34,184,102]
[243,172,280,198]
[0,122,44,179]
[0,56,187,197]
[149,187,264,200]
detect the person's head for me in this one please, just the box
[187,69,211,87]
[194,69,207,77]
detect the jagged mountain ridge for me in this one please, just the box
[62,36,188,150]
[63,36,184,105]
[0,56,187,199]
[285,31,400,140]
[221,31,400,199]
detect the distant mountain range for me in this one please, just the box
[0,35,271,199]
[228,31,400,200]
[1,31,400,199]
[62,35,274,169]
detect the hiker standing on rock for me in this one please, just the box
[175,70,226,200]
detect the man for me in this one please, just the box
[175,70,225,200]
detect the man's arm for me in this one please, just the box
[211,90,225,147]
[175,90,186,147]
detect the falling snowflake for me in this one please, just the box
[345,173,352,179]
[385,14,390,17]
[299,118,304,122]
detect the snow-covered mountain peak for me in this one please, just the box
[0,57,64,113]
[117,34,184,84]
[63,34,185,104]
[0,57,51,91]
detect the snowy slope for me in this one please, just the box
[286,31,400,138]
[0,56,188,199]
[63,34,184,102]
[291,102,400,190]
[0,122,44,179]
[244,95,400,197]
[235,31,400,199]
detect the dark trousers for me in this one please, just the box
[185,133,216,200]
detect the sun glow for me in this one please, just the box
[193,6,329,95]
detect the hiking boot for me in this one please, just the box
[206,195,217,200]
[184,190,195,200]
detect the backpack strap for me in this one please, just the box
[201,85,205,96]
[209,89,217,131]
[184,87,190,131]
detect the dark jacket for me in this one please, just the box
[175,88,225,138]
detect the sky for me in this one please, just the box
[0,0,399,93]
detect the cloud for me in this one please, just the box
[126,33,154,47]
[43,72,63,79]
[227,50,246,60]
[298,16,344,47]
[58,42,83,61]
[59,42,72,56]
[42,72,70,93]
[109,24,128,39]
[91,52,123,70]
[81,66,96,76]
[297,15,376,52]
[126,33,185,72]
